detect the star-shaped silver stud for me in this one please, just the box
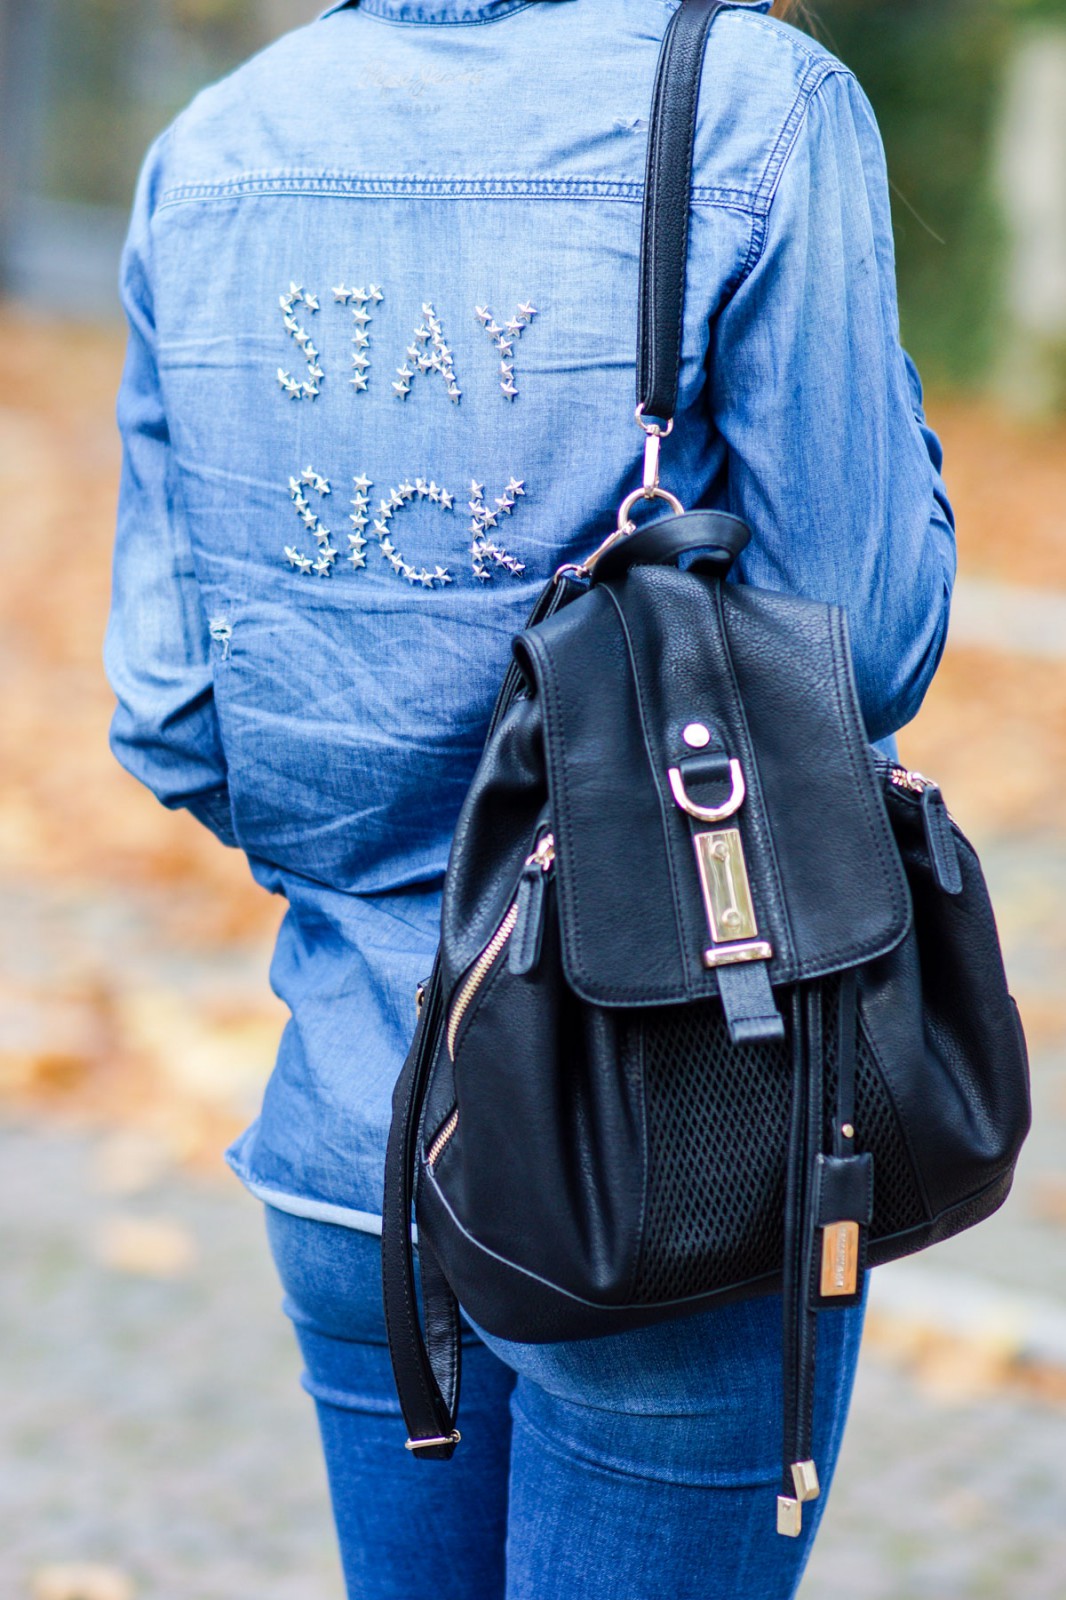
[475,306,492,325]
[368,284,384,302]
[333,285,350,303]
[505,317,524,336]
[347,549,367,570]
[392,380,410,398]
[439,489,454,511]
[506,478,525,496]
[353,475,372,494]
[518,302,537,318]
[350,372,369,392]
[434,566,453,585]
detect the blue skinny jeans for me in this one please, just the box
[265,1206,865,1600]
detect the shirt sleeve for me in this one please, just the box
[710,66,956,744]
[104,133,237,848]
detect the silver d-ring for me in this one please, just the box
[667,758,746,823]
[616,484,684,531]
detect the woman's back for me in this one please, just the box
[107,0,954,1224]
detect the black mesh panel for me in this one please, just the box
[631,979,928,1305]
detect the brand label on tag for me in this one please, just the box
[820,1221,859,1297]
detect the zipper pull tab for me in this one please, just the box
[509,835,555,977]
[920,785,963,895]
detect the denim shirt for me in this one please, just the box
[106,0,956,1232]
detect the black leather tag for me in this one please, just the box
[921,786,963,896]
[814,1153,874,1227]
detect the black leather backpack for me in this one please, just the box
[382,0,1030,1537]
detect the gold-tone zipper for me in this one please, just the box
[426,1108,459,1168]
[888,765,934,795]
[445,833,556,1062]
[446,902,521,1061]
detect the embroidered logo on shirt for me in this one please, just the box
[282,469,527,586]
[372,477,455,587]
[474,302,537,400]
[395,303,461,405]
[276,284,324,401]
[333,283,383,395]
[272,284,540,582]
[285,467,337,576]
[469,479,526,579]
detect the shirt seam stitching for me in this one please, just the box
[734,59,854,290]
[754,57,850,210]
[155,176,760,210]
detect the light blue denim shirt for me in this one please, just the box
[106,0,956,1232]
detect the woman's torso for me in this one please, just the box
[111,0,954,1223]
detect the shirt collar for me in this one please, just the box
[320,1,774,23]
[319,0,571,22]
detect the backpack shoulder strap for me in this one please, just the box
[636,0,727,424]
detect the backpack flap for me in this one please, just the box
[514,562,911,1010]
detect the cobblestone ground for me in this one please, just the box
[3,1107,1066,1600]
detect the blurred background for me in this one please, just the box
[0,1,1064,1597]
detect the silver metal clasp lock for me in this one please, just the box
[668,750,773,969]
[555,406,686,582]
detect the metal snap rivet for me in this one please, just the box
[683,723,711,749]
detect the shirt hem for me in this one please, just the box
[226,1153,386,1235]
